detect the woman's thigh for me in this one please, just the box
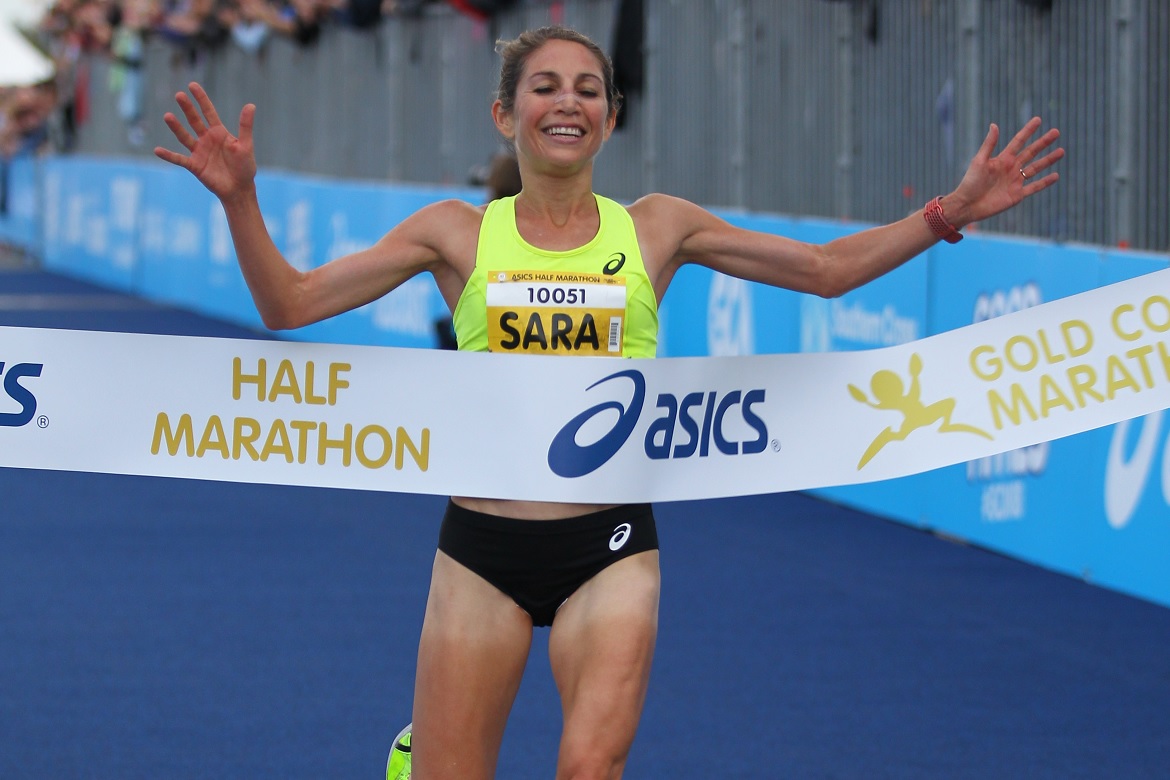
[412,550,534,780]
[547,550,662,779]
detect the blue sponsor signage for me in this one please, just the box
[22,155,1170,608]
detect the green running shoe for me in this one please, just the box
[386,722,412,780]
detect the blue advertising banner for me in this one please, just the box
[818,236,1170,605]
[287,179,474,349]
[41,157,142,290]
[22,155,1170,608]
[915,238,1105,572]
[0,155,39,252]
[1093,250,1170,602]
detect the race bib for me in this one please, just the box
[486,271,627,356]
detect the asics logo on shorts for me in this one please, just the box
[609,522,632,551]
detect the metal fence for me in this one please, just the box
[71,0,1170,252]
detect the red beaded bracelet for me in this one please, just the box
[923,196,964,244]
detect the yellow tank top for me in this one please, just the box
[453,194,658,358]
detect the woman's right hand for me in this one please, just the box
[154,82,257,203]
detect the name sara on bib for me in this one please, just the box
[486,270,627,356]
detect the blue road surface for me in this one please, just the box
[3,261,1170,779]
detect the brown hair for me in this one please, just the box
[495,26,622,119]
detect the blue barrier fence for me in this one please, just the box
[0,156,40,254]
[3,154,1168,608]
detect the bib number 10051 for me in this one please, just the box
[528,287,586,305]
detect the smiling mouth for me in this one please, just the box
[544,126,584,138]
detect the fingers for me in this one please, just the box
[1023,170,1060,195]
[238,103,256,146]
[155,110,195,168]
[162,111,196,150]
[1003,116,1043,157]
[170,82,222,140]
[175,90,208,137]
[975,122,1000,161]
[1021,146,1065,181]
[1017,127,1061,168]
[189,82,224,128]
[152,145,188,168]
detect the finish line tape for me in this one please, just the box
[2,269,1169,502]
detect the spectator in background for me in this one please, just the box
[224,0,273,54]
[158,0,231,61]
[108,0,156,145]
[0,84,57,158]
[264,0,331,47]
[29,0,393,157]
[340,0,383,29]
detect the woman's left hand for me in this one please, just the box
[947,117,1064,227]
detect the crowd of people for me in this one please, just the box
[1,0,516,157]
[38,0,397,57]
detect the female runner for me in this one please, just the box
[155,25,1063,780]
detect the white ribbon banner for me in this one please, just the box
[2,268,1169,502]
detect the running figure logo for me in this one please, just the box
[848,353,992,469]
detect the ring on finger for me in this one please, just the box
[1020,167,1030,181]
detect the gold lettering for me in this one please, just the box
[1037,330,1067,364]
[1066,364,1103,407]
[318,422,353,466]
[1143,295,1170,333]
[197,415,229,458]
[151,412,194,456]
[289,420,316,464]
[970,345,1002,381]
[1125,345,1156,389]
[354,425,392,469]
[328,363,351,405]
[305,362,327,405]
[1105,355,1141,398]
[1112,304,1140,341]
[233,417,261,460]
[1062,319,1093,357]
[269,359,302,403]
[1038,375,1075,417]
[261,418,295,463]
[233,357,266,401]
[988,384,1038,430]
[396,427,430,471]
[1005,335,1039,372]
[1157,341,1170,382]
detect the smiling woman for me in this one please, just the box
[152,23,1064,780]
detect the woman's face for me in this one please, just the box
[496,39,616,174]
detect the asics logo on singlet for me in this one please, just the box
[609,522,632,551]
[547,369,771,478]
[603,253,626,275]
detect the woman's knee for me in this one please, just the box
[555,735,631,780]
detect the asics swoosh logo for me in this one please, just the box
[609,522,632,551]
